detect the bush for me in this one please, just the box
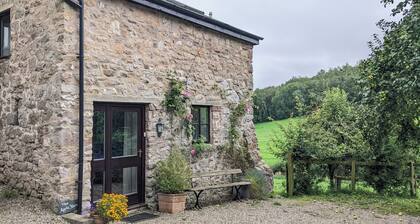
[244,169,271,200]
[155,149,192,194]
[0,187,19,199]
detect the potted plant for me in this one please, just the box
[96,193,129,223]
[155,149,192,214]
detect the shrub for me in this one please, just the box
[244,169,271,200]
[0,187,19,199]
[96,193,128,222]
[155,149,192,194]
[192,137,212,157]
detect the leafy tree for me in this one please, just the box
[272,89,368,193]
[359,0,420,193]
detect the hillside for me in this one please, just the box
[253,64,361,123]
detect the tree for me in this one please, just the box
[272,89,368,193]
[358,0,419,193]
[360,0,419,162]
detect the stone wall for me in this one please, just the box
[0,0,80,214]
[0,0,272,214]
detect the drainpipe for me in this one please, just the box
[64,0,84,215]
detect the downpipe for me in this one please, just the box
[64,0,85,215]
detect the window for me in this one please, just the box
[0,10,11,58]
[192,106,210,143]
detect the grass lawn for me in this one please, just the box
[272,175,420,216]
[255,117,302,168]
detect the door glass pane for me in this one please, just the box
[112,167,138,195]
[92,171,104,202]
[200,107,209,124]
[112,111,138,158]
[93,111,105,160]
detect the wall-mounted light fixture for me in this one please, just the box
[156,118,164,137]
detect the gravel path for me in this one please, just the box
[1,185,419,224]
[144,199,420,224]
[0,186,65,224]
[0,196,66,224]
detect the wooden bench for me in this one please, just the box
[187,169,251,209]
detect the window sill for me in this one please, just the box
[0,55,11,60]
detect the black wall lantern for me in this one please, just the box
[156,118,164,137]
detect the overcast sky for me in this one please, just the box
[178,0,396,89]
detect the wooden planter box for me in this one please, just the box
[158,193,187,214]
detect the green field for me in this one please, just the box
[255,117,302,168]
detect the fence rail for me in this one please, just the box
[286,153,418,198]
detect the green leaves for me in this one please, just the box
[155,149,192,194]
[164,79,189,117]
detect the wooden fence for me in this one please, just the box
[286,153,419,197]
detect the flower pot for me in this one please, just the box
[158,193,187,214]
[92,215,105,224]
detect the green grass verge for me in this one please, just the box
[255,117,302,168]
[271,175,420,216]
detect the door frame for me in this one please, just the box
[91,102,146,206]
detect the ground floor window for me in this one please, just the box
[192,106,210,143]
[0,9,10,58]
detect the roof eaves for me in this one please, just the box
[128,0,263,45]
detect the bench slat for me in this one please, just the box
[192,169,243,178]
[189,181,251,191]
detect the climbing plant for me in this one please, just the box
[164,78,195,138]
[224,99,254,170]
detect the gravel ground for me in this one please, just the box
[144,199,420,224]
[0,190,66,224]
[1,185,419,224]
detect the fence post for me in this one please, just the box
[351,160,356,192]
[287,152,294,197]
[411,162,416,197]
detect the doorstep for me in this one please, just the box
[62,213,92,224]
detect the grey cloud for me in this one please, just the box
[179,0,396,88]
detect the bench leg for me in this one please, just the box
[193,190,204,209]
[233,186,242,201]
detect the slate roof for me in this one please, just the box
[128,0,263,45]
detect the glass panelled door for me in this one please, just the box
[91,103,145,206]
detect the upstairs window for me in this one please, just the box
[0,10,10,58]
[192,106,210,143]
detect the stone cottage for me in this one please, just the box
[0,0,272,214]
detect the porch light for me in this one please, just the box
[156,118,164,137]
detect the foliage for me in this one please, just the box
[224,100,253,171]
[155,149,192,194]
[96,193,128,222]
[359,0,420,192]
[184,113,194,138]
[253,65,362,123]
[244,169,271,200]
[271,89,369,194]
[228,100,248,146]
[164,78,195,138]
[191,136,212,157]
[0,187,19,199]
[272,89,368,161]
[164,79,190,117]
